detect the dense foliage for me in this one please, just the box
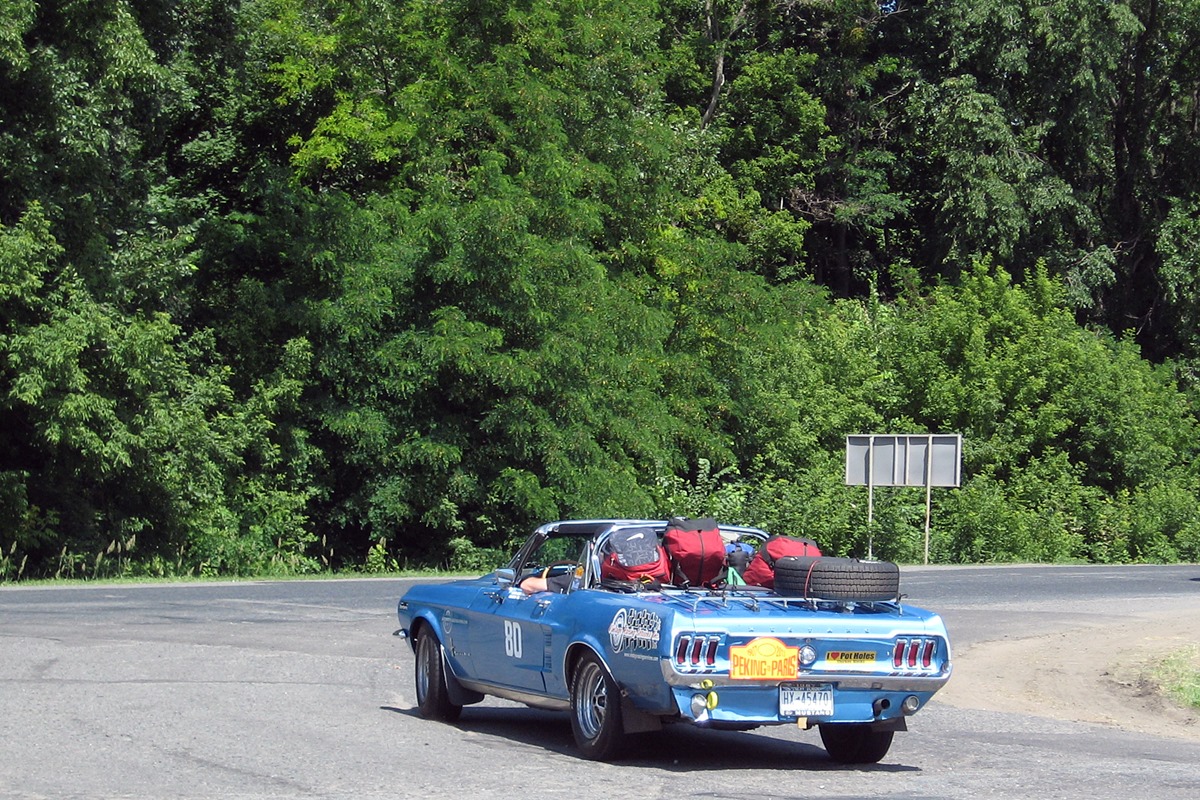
[3,0,1200,579]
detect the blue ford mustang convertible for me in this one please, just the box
[395,519,952,763]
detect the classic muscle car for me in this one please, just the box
[394,519,952,763]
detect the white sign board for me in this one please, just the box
[845,434,961,488]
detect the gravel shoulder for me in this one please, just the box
[937,608,1200,741]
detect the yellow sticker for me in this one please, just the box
[729,637,799,680]
[827,651,876,664]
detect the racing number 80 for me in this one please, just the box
[504,620,523,658]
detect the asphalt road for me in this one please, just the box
[2,565,1199,799]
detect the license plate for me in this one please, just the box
[779,683,834,717]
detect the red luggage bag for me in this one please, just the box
[741,534,822,589]
[663,517,726,587]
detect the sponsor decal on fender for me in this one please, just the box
[608,608,661,654]
[729,636,799,680]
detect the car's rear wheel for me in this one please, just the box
[415,629,462,722]
[569,651,626,760]
[818,723,894,764]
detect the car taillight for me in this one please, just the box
[893,637,940,672]
[675,634,720,670]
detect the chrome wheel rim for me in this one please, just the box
[575,663,607,740]
[416,636,433,702]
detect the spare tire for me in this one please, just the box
[773,556,899,601]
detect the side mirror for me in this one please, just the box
[493,568,515,586]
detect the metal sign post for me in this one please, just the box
[866,435,876,560]
[845,434,962,564]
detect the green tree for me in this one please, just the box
[880,262,1199,561]
[247,0,732,561]
[902,0,1200,359]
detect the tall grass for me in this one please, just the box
[1151,645,1200,709]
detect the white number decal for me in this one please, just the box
[504,620,523,658]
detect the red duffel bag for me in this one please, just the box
[741,534,822,589]
[663,517,726,587]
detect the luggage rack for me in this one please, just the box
[669,585,902,614]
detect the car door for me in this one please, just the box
[465,587,561,693]
[463,535,588,694]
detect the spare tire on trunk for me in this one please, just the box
[772,556,899,601]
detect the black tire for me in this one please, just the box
[774,556,899,601]
[415,629,462,722]
[818,723,895,764]
[569,652,627,760]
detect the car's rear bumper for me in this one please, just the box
[660,659,951,725]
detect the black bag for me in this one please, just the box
[725,542,755,575]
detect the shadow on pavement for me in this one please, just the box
[380,704,921,773]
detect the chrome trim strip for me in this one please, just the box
[660,660,953,692]
[456,678,571,712]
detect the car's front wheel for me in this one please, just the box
[569,652,626,760]
[415,629,462,722]
[818,723,894,763]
